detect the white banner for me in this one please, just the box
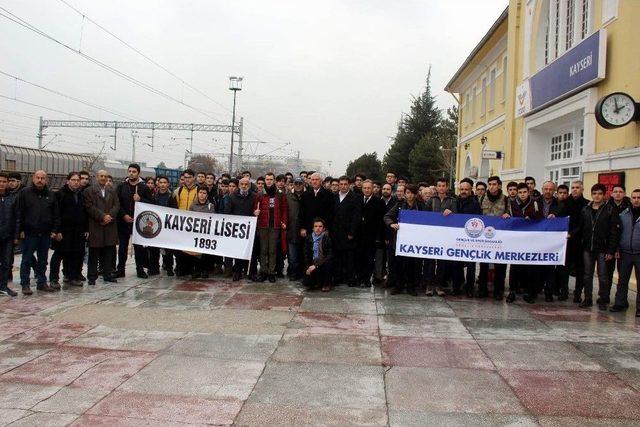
[132,202,257,260]
[396,211,568,266]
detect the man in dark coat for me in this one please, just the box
[148,175,178,276]
[356,179,385,287]
[225,177,259,281]
[49,172,88,287]
[299,172,335,236]
[539,181,567,301]
[377,183,397,285]
[84,170,120,286]
[333,176,362,286]
[454,178,482,296]
[0,173,19,296]
[561,180,590,303]
[17,170,60,295]
[115,163,154,278]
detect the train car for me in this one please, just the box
[154,166,181,188]
[0,143,95,190]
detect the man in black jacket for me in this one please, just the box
[454,178,482,296]
[299,172,334,236]
[0,173,19,296]
[225,177,259,281]
[376,183,397,285]
[561,180,590,303]
[579,183,621,310]
[17,170,60,294]
[115,163,153,279]
[148,175,178,276]
[49,172,87,288]
[605,184,631,293]
[333,176,362,286]
[356,179,385,287]
[539,181,566,301]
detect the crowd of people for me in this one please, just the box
[0,165,638,316]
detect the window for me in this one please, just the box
[553,0,560,60]
[489,69,496,109]
[549,131,574,162]
[565,0,575,50]
[562,132,574,159]
[4,159,16,171]
[550,135,563,161]
[480,78,487,116]
[465,92,471,125]
[579,128,584,156]
[470,87,476,123]
[502,56,507,100]
[581,0,590,38]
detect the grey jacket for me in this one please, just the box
[424,195,458,213]
[619,208,640,254]
[190,201,216,214]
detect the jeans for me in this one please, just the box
[583,251,610,302]
[613,252,640,308]
[20,235,51,286]
[0,238,13,288]
[287,241,302,277]
[258,228,279,276]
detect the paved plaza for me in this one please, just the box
[1,268,640,426]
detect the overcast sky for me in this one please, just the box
[0,0,507,174]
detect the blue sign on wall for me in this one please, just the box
[529,30,606,111]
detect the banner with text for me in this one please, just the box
[132,202,257,260]
[396,211,568,265]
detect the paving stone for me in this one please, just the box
[0,298,63,316]
[167,332,281,361]
[0,316,49,341]
[238,282,303,295]
[53,305,293,334]
[71,414,198,426]
[173,279,243,293]
[0,343,53,375]
[537,416,640,426]
[478,340,603,371]
[300,297,378,315]
[273,331,381,365]
[66,325,186,352]
[248,361,386,409]
[386,367,525,414]
[289,312,379,336]
[307,285,375,300]
[7,412,78,426]
[119,354,263,400]
[87,391,242,425]
[32,386,109,414]
[0,408,31,425]
[382,337,493,369]
[446,300,533,320]
[528,306,613,322]
[9,321,94,345]
[376,299,455,317]
[573,343,640,390]
[462,318,563,341]
[0,381,61,409]
[500,369,640,419]
[1,346,155,390]
[99,288,171,307]
[236,403,387,426]
[224,293,302,311]
[388,410,538,426]
[545,321,640,344]
[138,290,215,310]
[379,315,472,339]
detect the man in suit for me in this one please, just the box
[356,179,385,287]
[299,172,335,236]
[332,176,362,286]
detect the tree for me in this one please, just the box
[408,133,445,183]
[383,66,442,181]
[440,106,459,185]
[345,152,383,181]
[188,154,219,174]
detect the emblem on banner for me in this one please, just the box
[136,210,162,238]
[464,218,485,238]
[483,226,496,239]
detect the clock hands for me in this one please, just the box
[614,98,621,114]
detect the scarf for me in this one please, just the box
[312,231,325,260]
[487,189,502,203]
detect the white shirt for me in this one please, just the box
[339,191,348,202]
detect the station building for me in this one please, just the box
[446,0,640,192]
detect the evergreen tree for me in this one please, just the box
[345,152,383,181]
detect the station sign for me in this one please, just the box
[482,150,502,160]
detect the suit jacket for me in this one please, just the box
[333,191,362,250]
[358,194,385,245]
[83,184,120,248]
[299,187,335,232]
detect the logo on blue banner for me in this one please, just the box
[464,218,485,238]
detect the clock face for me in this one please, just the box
[598,93,637,128]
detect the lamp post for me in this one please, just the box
[228,76,243,173]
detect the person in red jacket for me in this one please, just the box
[253,173,288,282]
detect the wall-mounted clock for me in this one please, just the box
[595,92,639,129]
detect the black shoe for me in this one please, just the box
[493,293,504,301]
[390,287,403,295]
[62,277,71,284]
[201,272,209,279]
[49,280,61,291]
[70,280,84,287]
[506,292,516,303]
[360,281,371,288]
[79,274,86,281]
[191,272,201,279]
[348,282,358,288]
[268,275,276,283]
[289,274,301,282]
[408,288,418,297]
[37,284,55,293]
[545,295,554,302]
[450,288,460,296]
[579,299,593,308]
[598,303,608,311]
[276,272,285,278]
[88,280,96,286]
[636,310,640,318]
[0,286,17,297]
[523,294,536,304]
[258,274,268,283]
[114,271,125,278]
[148,270,160,276]
[137,271,149,279]
[21,285,33,295]
[249,274,259,282]
[609,305,627,313]
[558,293,568,301]
[166,269,174,277]
[232,272,241,282]
[103,277,117,283]
[477,290,489,298]
[464,287,474,298]
[573,294,582,304]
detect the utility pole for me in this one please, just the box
[37,116,44,149]
[237,117,244,172]
[131,130,138,162]
[228,77,243,174]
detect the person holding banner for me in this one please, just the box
[579,184,621,311]
[225,177,259,282]
[189,187,217,279]
[148,176,177,277]
[611,189,640,315]
[539,181,567,301]
[506,183,544,304]
[384,184,425,296]
[454,178,482,297]
[477,176,511,300]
